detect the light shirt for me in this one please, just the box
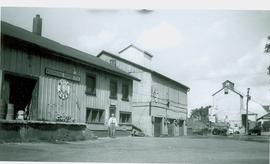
[108,117,118,127]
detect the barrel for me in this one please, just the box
[6,103,14,120]
[0,99,6,119]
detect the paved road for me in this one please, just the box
[0,136,269,163]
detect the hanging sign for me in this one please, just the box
[57,79,71,100]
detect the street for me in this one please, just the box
[0,136,269,164]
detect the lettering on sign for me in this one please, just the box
[45,68,80,82]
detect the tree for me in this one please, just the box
[265,36,270,75]
[190,106,211,124]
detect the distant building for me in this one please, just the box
[257,105,270,132]
[97,45,190,137]
[211,80,245,131]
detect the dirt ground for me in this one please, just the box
[0,136,269,164]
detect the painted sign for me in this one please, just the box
[57,79,71,100]
[45,68,80,82]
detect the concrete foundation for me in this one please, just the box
[0,120,95,142]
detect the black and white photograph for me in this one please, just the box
[0,1,269,164]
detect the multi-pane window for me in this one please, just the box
[122,83,129,101]
[119,112,132,124]
[86,74,96,95]
[86,108,105,123]
[110,79,117,99]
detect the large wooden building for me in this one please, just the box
[0,16,139,137]
[98,45,190,137]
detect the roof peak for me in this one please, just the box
[97,50,190,90]
[118,44,153,58]
[1,21,140,82]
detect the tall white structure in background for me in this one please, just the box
[212,80,245,130]
[118,45,152,69]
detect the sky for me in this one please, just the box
[1,7,270,114]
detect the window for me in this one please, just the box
[86,74,96,95]
[110,59,116,67]
[122,83,129,101]
[110,80,117,99]
[119,112,132,124]
[109,105,116,117]
[86,108,105,123]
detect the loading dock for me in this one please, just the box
[2,73,38,120]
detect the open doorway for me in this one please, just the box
[3,74,38,120]
[168,119,175,136]
[154,117,162,137]
[179,120,184,136]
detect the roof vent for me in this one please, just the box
[32,14,42,36]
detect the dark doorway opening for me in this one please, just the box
[179,120,184,136]
[109,105,116,117]
[4,74,37,119]
[168,119,175,136]
[154,117,162,137]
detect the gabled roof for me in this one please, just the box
[257,112,270,121]
[118,44,153,58]
[212,87,243,97]
[262,105,270,113]
[97,50,190,91]
[223,80,234,85]
[1,21,140,81]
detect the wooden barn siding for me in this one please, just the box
[151,74,188,119]
[151,74,188,106]
[1,42,41,77]
[1,41,132,123]
[38,54,133,123]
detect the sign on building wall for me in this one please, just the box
[57,79,71,100]
[152,89,159,103]
[45,67,81,82]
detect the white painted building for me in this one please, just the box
[211,80,267,133]
[97,45,189,137]
[211,80,245,130]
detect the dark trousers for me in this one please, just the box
[109,123,116,137]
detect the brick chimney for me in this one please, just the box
[32,14,42,36]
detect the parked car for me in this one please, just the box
[212,122,228,136]
[248,125,261,136]
[226,128,234,135]
[212,128,227,136]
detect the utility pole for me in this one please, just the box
[246,88,250,134]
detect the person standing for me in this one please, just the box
[107,113,118,137]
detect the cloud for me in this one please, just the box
[207,19,227,38]
[136,21,183,49]
[76,30,116,51]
